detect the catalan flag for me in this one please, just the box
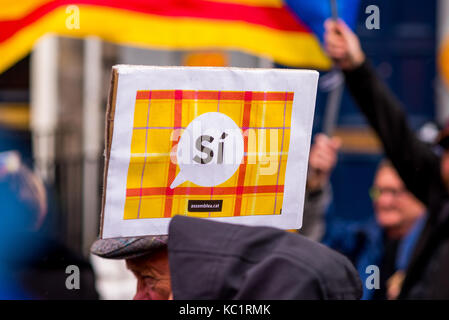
[0,0,359,73]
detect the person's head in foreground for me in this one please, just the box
[0,151,48,298]
[0,151,47,232]
[92,215,363,300]
[324,17,449,193]
[370,160,426,239]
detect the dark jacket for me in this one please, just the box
[5,232,99,300]
[344,60,449,299]
[18,234,99,300]
[167,215,362,299]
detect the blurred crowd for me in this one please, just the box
[2,18,449,300]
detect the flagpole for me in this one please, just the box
[322,72,344,136]
[322,0,344,136]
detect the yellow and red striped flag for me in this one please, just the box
[0,0,359,73]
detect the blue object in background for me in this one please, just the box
[286,0,361,41]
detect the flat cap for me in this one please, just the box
[90,236,168,260]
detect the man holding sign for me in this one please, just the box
[92,64,362,299]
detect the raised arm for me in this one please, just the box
[323,19,446,206]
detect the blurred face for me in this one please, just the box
[126,249,172,300]
[372,166,425,238]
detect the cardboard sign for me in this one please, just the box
[101,65,318,238]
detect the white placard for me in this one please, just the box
[102,65,318,238]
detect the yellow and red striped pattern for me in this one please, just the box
[124,89,293,219]
[0,0,331,73]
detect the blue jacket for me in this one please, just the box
[323,215,426,299]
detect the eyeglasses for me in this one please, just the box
[369,186,406,201]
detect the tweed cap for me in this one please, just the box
[90,235,168,260]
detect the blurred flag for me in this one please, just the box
[0,0,360,73]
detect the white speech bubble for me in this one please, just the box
[170,112,244,188]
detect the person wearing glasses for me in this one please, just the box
[324,160,426,300]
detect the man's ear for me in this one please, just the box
[169,292,173,300]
